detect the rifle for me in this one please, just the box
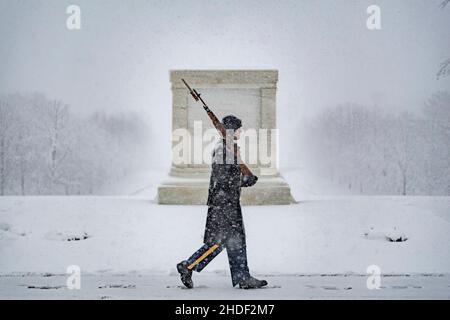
[181,78,254,177]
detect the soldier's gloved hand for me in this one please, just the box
[241,175,258,187]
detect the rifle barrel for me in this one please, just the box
[181,79,254,177]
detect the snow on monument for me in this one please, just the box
[157,69,294,205]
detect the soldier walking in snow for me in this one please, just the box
[177,115,267,289]
[176,80,267,289]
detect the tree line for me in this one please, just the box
[300,91,450,195]
[0,93,149,195]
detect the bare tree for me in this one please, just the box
[439,0,450,9]
[0,99,13,195]
[437,58,450,80]
[49,100,69,190]
[437,0,450,79]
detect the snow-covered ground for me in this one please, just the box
[1,195,450,275]
[0,169,449,299]
[1,273,449,299]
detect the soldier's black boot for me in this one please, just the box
[177,261,193,289]
[238,276,268,289]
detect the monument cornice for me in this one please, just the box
[170,69,278,88]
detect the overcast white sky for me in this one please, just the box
[0,0,449,167]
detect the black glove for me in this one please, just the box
[241,175,258,187]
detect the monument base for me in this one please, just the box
[157,174,295,205]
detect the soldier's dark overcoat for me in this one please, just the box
[204,140,258,249]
